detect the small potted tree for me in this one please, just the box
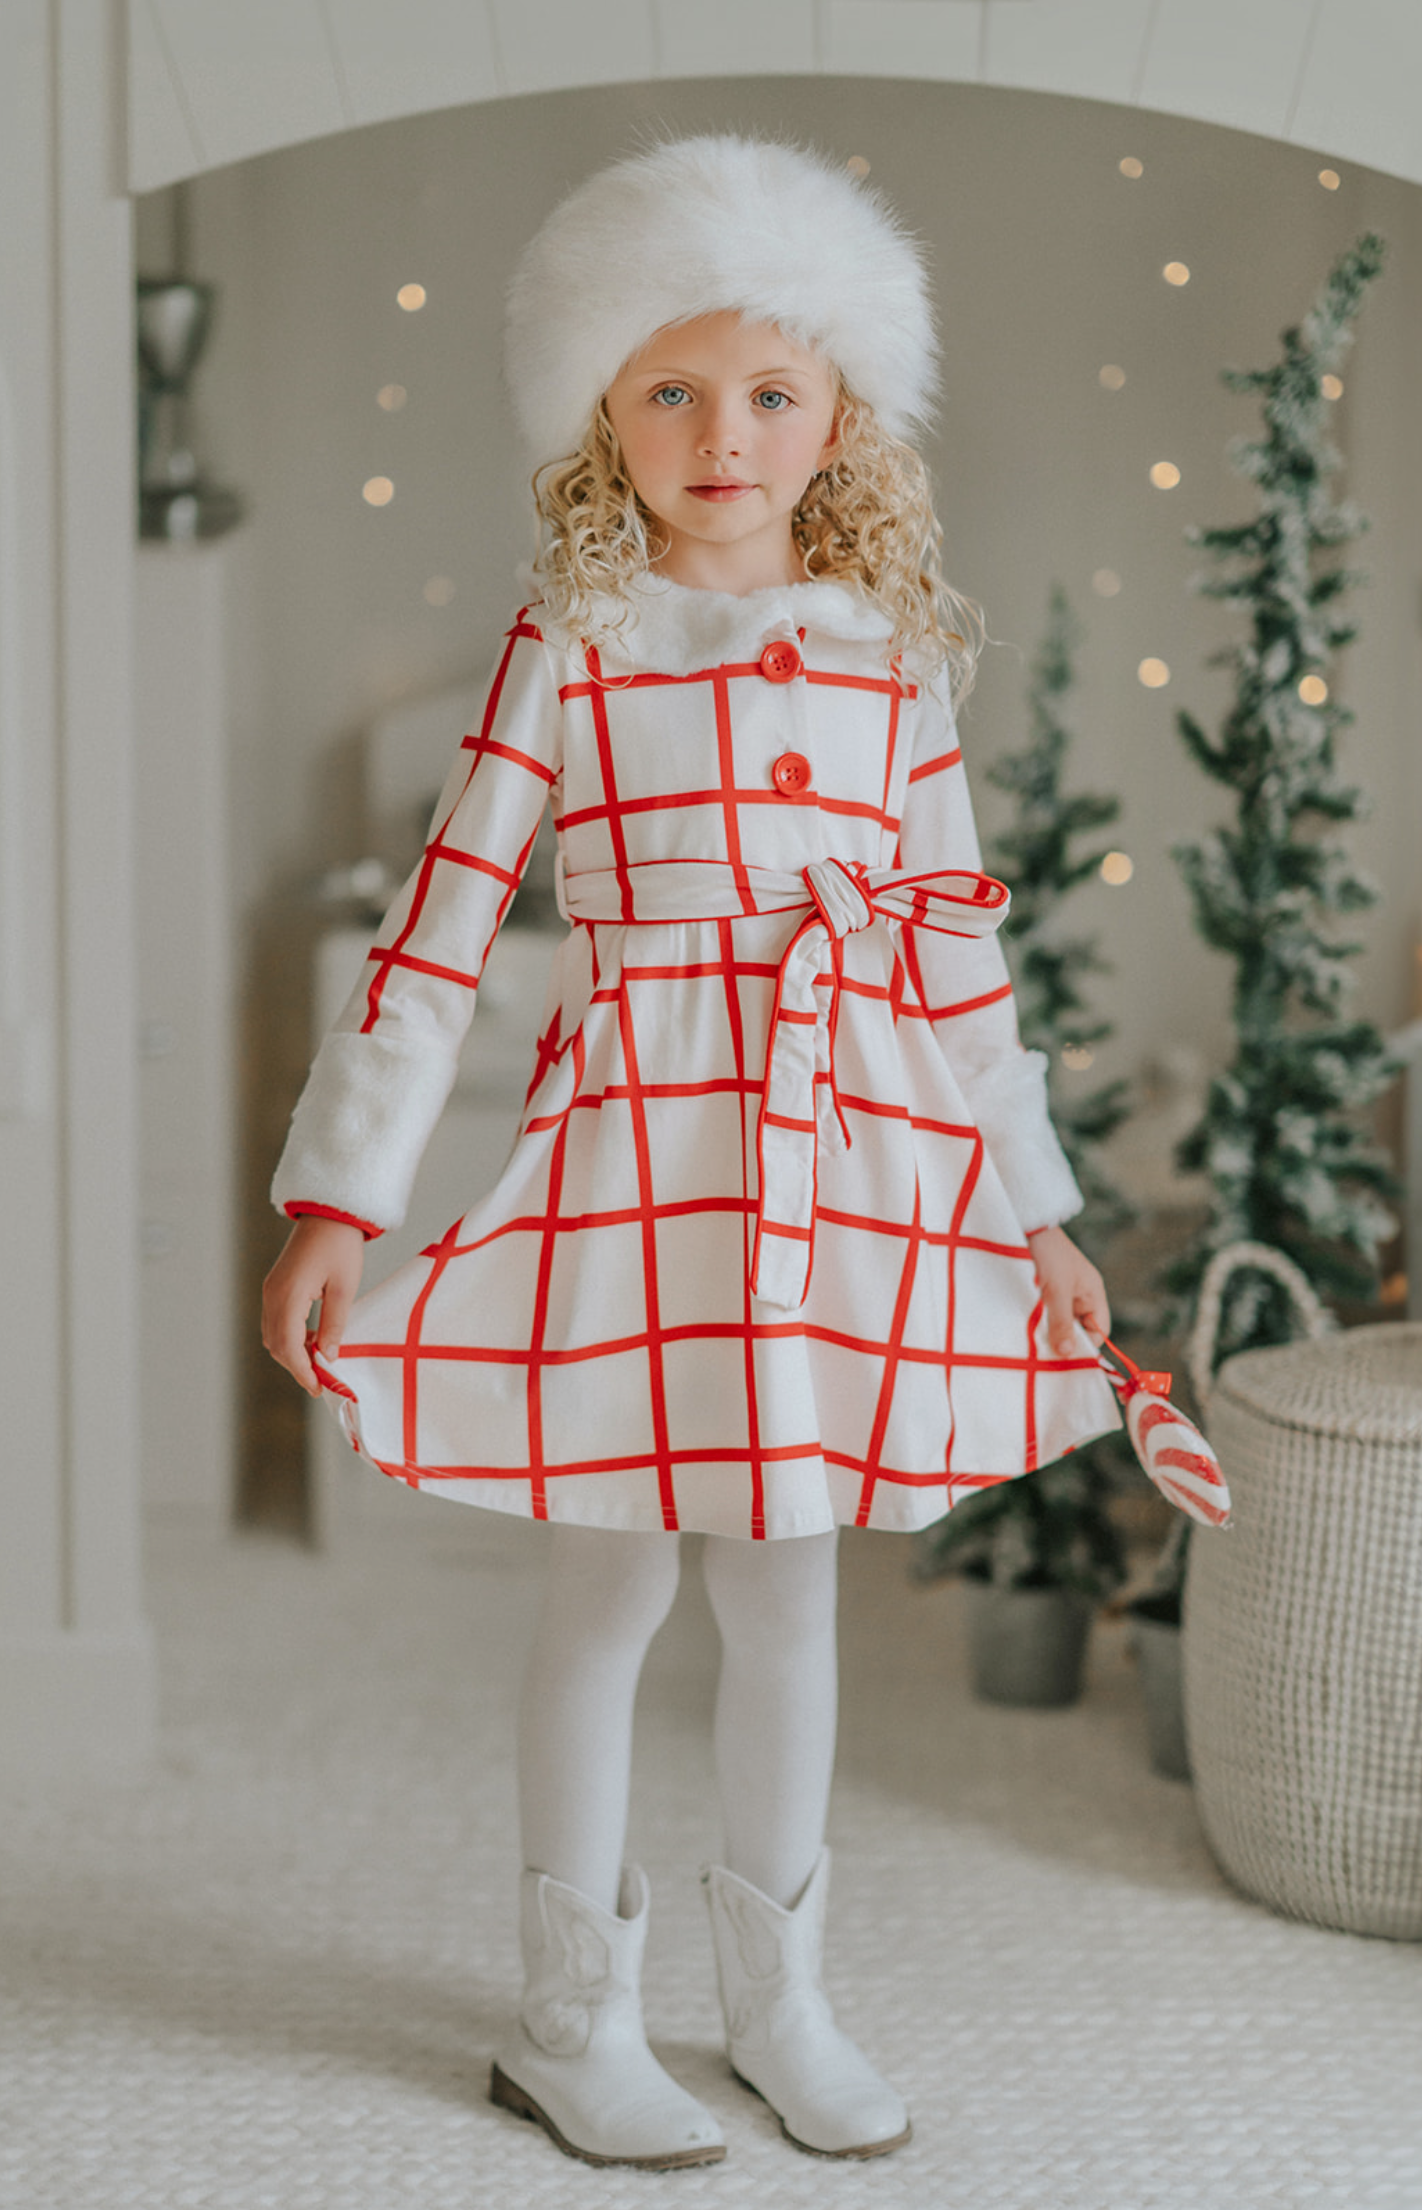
[1120,1518,1191,1777]
[912,583,1134,1706]
[916,1458,1127,1707]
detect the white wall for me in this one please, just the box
[140,76,1422,1094]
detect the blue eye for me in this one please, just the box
[652,385,691,407]
[755,390,792,411]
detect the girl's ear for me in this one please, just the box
[814,399,846,476]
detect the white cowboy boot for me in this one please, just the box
[490,1865,726,2169]
[702,1848,910,2158]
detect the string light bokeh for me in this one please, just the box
[1079,142,1362,935]
[335,125,1370,1013]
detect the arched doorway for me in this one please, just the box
[5,0,1418,1771]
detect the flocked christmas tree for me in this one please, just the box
[987,584,1133,1254]
[1166,232,1397,1365]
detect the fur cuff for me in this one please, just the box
[271,1030,460,1235]
[957,1049,1084,1233]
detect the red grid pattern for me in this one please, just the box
[360,617,557,1032]
[309,610,1119,1537]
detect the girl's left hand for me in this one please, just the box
[1025,1224,1110,1357]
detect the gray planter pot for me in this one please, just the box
[965,1581,1094,1707]
[1129,1612,1191,1780]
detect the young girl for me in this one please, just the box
[263,135,1120,2172]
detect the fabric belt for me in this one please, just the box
[558,856,1011,1311]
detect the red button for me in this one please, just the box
[772,751,812,795]
[759,641,802,683]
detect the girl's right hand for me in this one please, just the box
[261,1215,367,1397]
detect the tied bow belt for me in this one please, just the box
[558,856,1011,1312]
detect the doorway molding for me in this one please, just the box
[128,0,1422,197]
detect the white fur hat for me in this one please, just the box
[505,135,936,463]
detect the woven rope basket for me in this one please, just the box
[1183,1246,1422,1938]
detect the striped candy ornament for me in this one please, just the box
[1099,1341,1232,1529]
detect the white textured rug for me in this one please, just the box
[1,1506,1416,2210]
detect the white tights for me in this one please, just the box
[516,1526,839,1915]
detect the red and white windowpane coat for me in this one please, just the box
[274,578,1120,1538]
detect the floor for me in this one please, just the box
[0,1501,1416,2210]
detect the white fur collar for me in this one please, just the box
[531,572,896,679]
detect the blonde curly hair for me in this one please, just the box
[528,379,982,705]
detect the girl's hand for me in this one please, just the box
[1025,1224,1110,1357]
[261,1215,367,1397]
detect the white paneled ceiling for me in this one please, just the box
[323,0,502,135]
[140,0,350,173]
[1136,0,1318,143]
[985,0,1158,107]
[823,0,987,84]
[128,0,1422,193]
[1292,0,1422,189]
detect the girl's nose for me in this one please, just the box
[698,406,741,460]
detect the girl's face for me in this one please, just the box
[603,312,839,595]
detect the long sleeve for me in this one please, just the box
[271,610,563,1234]
[895,673,1083,1233]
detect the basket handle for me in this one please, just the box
[1185,1240,1331,1409]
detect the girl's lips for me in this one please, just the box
[687,482,754,501]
